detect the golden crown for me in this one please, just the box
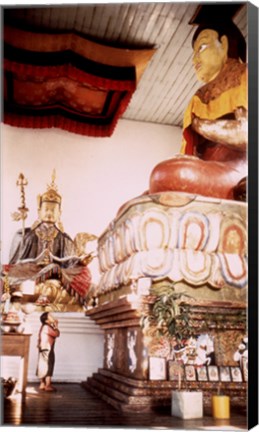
[37,170,62,208]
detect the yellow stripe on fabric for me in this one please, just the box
[180,70,247,154]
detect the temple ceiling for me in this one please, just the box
[3,3,247,136]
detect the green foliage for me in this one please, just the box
[141,282,194,342]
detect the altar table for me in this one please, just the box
[2,333,32,395]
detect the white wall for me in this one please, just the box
[1,119,182,282]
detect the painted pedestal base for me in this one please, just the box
[84,294,247,412]
[84,192,247,413]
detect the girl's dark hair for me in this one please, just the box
[40,312,49,325]
[192,21,246,62]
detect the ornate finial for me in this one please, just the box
[52,169,56,184]
[16,173,28,211]
[48,169,58,192]
[11,173,29,240]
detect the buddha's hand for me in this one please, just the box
[36,249,52,266]
[235,107,247,121]
[191,110,247,150]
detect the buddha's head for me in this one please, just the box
[192,29,228,83]
[37,170,62,224]
[38,201,61,224]
[192,22,246,83]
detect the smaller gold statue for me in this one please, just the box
[6,171,97,309]
[9,170,75,265]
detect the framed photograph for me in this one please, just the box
[185,365,196,381]
[219,366,231,382]
[208,365,219,382]
[196,366,208,381]
[149,357,167,380]
[230,366,243,382]
[168,361,184,381]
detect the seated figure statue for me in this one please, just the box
[149,20,247,201]
[9,175,74,266]
[5,172,96,307]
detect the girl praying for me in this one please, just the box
[36,312,60,392]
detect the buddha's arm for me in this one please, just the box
[191,107,247,150]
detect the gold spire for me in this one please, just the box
[48,169,58,192]
[37,169,62,208]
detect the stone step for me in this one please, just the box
[92,371,175,397]
[84,369,247,413]
[82,379,126,411]
[87,376,155,405]
[83,378,157,413]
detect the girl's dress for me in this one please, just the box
[36,323,59,379]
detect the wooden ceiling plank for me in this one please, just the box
[89,6,100,35]
[129,60,195,125]
[27,7,44,28]
[161,85,198,125]
[131,25,193,118]
[133,2,163,44]
[233,6,247,40]
[63,6,78,31]
[70,6,87,34]
[134,2,167,44]
[112,4,133,43]
[150,56,195,121]
[81,5,96,35]
[118,3,143,45]
[155,77,198,123]
[104,4,124,41]
[132,5,197,91]
[94,6,113,40]
[40,6,55,29]
[127,19,183,112]
[50,6,70,30]
[141,34,195,109]
[87,5,104,35]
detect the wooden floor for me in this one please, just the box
[2,383,247,430]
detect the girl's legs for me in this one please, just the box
[39,378,46,390]
[44,347,56,391]
[45,376,56,391]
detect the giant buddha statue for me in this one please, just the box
[98,10,248,303]
[149,19,247,201]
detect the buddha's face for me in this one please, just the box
[39,202,61,224]
[193,29,228,83]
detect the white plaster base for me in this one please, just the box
[171,391,203,419]
[1,312,104,383]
